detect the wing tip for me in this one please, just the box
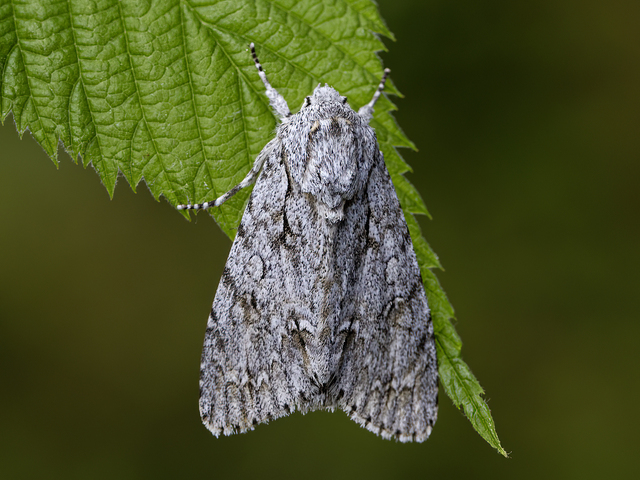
[199,401,298,438]
[347,409,434,443]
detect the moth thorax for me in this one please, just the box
[299,116,365,223]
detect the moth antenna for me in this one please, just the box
[250,43,291,119]
[177,201,213,211]
[358,68,391,123]
[176,139,276,212]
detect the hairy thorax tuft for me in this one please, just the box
[279,89,377,222]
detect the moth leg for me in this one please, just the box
[250,42,291,120]
[177,140,275,211]
[358,68,391,123]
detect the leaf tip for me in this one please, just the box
[179,209,191,221]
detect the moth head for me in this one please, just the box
[302,84,348,108]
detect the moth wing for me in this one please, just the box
[199,143,306,436]
[335,151,438,442]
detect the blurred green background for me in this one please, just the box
[1,0,639,478]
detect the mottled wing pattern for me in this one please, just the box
[200,144,437,441]
[199,141,309,435]
[196,45,436,442]
[334,149,438,442]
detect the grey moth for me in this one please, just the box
[179,44,438,442]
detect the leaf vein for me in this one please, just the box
[178,3,218,206]
[191,24,253,228]
[65,0,104,168]
[116,0,175,202]
[1,42,18,115]
[9,0,56,156]
[263,0,381,82]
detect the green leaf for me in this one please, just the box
[435,311,507,457]
[0,0,504,454]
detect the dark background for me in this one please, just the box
[1,0,638,478]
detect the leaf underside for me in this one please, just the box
[0,0,504,455]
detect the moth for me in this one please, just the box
[178,44,438,442]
